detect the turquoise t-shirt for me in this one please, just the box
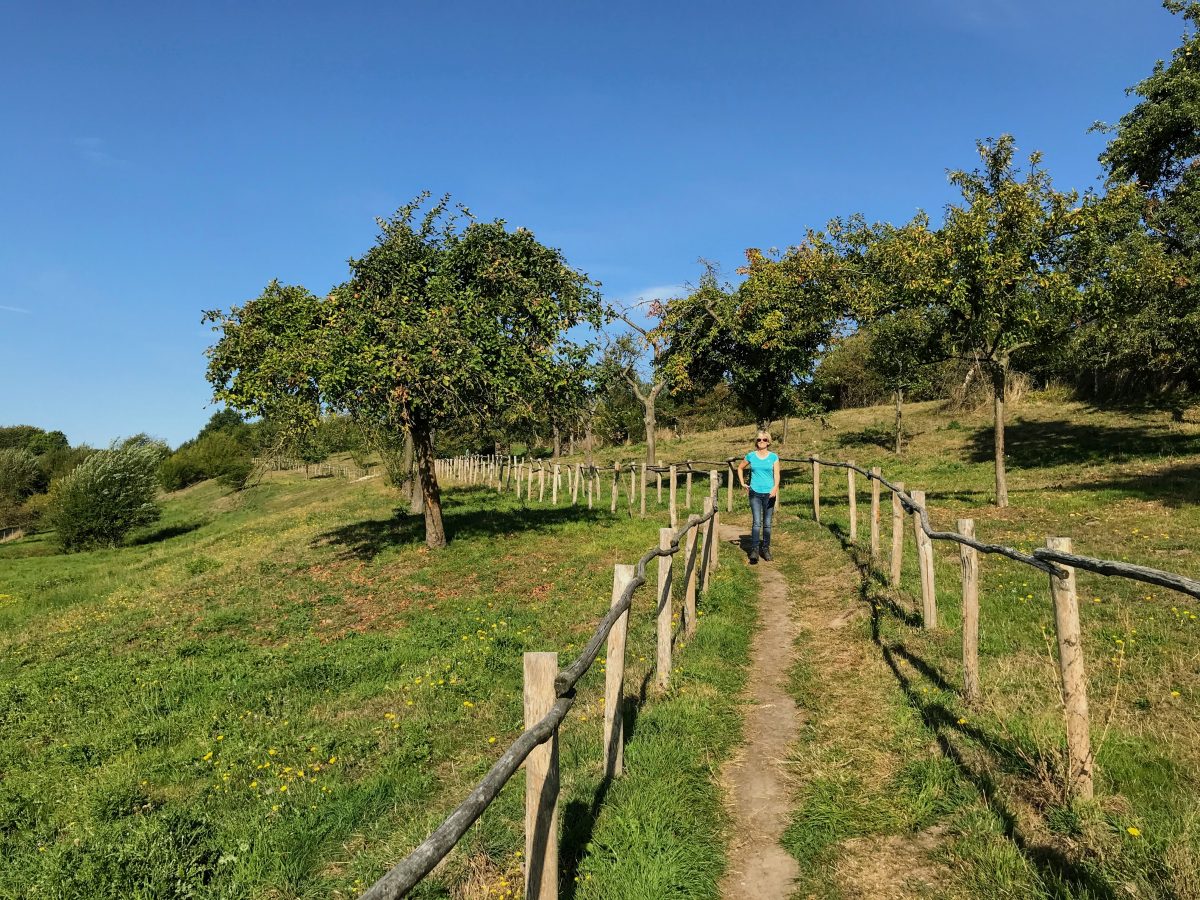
[744,451,778,493]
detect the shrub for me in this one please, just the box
[47,443,162,551]
[0,448,40,504]
[160,431,254,492]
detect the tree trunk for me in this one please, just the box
[643,401,656,468]
[992,360,1009,508]
[412,419,447,548]
[401,429,422,514]
[894,389,904,455]
[568,433,575,455]
[584,423,595,468]
[552,426,561,460]
[781,416,790,445]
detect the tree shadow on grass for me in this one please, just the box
[1069,462,1200,508]
[313,497,616,560]
[127,520,206,546]
[968,419,1200,469]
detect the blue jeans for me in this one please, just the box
[748,490,775,551]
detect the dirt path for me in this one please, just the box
[719,523,802,900]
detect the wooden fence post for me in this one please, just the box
[538,465,546,503]
[685,468,693,511]
[726,465,733,513]
[657,529,674,690]
[683,522,699,638]
[958,519,981,706]
[656,460,663,505]
[572,464,581,505]
[527,463,533,502]
[890,481,906,587]
[587,469,594,509]
[605,564,635,779]
[870,467,881,561]
[709,471,720,574]
[669,465,678,528]
[848,461,858,543]
[611,463,619,513]
[811,458,821,523]
[523,651,559,900]
[1047,536,1094,800]
[640,463,647,517]
[552,464,560,505]
[911,489,937,628]
[702,496,717,591]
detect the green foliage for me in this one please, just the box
[0,448,41,504]
[47,443,162,551]
[657,251,850,428]
[811,331,888,410]
[205,193,603,546]
[160,432,254,492]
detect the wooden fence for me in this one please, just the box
[361,463,724,900]
[0,525,24,544]
[251,456,367,479]
[364,450,1200,896]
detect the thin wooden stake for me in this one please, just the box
[685,469,693,510]
[656,460,663,504]
[552,464,560,506]
[1047,536,1094,800]
[890,481,905,587]
[611,462,619,513]
[958,519,981,706]
[683,522,699,638]
[870,467,881,561]
[709,470,720,574]
[523,652,559,900]
[572,464,581,505]
[639,464,647,517]
[526,463,533,501]
[848,460,858,543]
[702,496,716,592]
[669,465,678,528]
[726,465,733,513]
[656,528,674,690]
[911,489,937,628]
[812,458,821,523]
[604,565,635,779]
[538,465,546,503]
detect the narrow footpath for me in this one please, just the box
[718,522,802,899]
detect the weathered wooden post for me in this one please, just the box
[572,464,581,505]
[523,651,560,900]
[910,490,937,628]
[514,462,523,499]
[656,528,674,690]
[702,496,717,591]
[656,460,663,504]
[1047,536,1094,800]
[870,467,882,561]
[811,458,821,523]
[538,465,546,503]
[587,469,594,509]
[726,464,734,513]
[552,464,560,505]
[683,522,699,638]
[685,468,693,510]
[627,465,635,515]
[958,519,980,706]
[848,461,858,543]
[709,470,721,574]
[639,463,647,517]
[669,465,678,528]
[605,564,635,779]
[890,481,906,587]
[527,463,534,502]
[611,462,619,513]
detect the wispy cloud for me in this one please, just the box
[74,137,127,168]
[0,304,30,314]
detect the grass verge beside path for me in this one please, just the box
[0,473,756,899]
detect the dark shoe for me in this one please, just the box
[748,548,758,564]
[760,546,773,562]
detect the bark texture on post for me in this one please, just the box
[911,490,937,628]
[870,467,881,560]
[656,528,674,690]
[683,524,699,638]
[890,482,905,587]
[726,466,733,513]
[668,465,678,528]
[685,470,693,510]
[552,464,560,506]
[604,565,635,780]
[1047,536,1093,799]
[811,459,821,523]
[538,465,546,503]
[523,652,560,900]
[640,463,647,517]
[847,460,858,543]
[958,519,981,707]
[656,460,663,504]
[709,471,720,574]
[611,463,619,513]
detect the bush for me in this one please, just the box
[47,443,162,551]
[0,448,40,504]
[160,431,254,492]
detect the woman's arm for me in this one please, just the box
[770,458,781,497]
[737,457,749,488]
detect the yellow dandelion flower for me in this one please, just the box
[1127,826,1141,837]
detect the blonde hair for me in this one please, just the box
[755,430,772,444]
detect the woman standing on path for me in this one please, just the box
[737,430,780,563]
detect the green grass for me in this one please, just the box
[0,472,755,899]
[738,396,1200,898]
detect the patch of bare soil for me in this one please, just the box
[719,523,802,900]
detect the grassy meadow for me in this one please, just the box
[0,469,756,899]
[654,395,1199,899]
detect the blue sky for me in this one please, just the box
[0,0,1184,447]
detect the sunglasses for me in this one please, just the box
[756,438,770,444]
